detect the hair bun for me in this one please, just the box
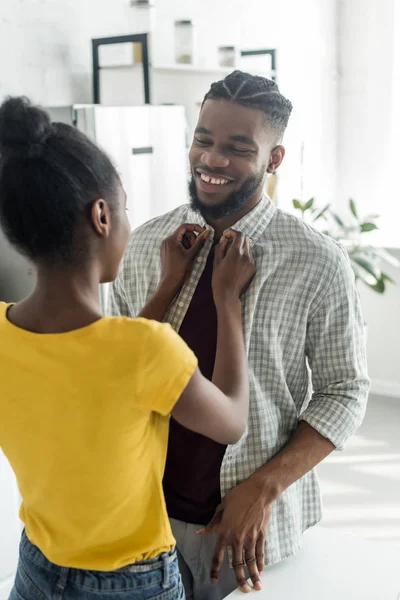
[0,96,53,156]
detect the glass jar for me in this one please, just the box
[175,20,194,65]
[218,46,236,68]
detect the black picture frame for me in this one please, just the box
[92,33,151,104]
[240,48,277,81]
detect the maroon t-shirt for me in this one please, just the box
[163,241,226,526]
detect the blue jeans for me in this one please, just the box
[9,531,185,600]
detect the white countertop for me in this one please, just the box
[226,526,400,600]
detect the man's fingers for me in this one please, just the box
[244,547,263,591]
[210,536,227,585]
[255,532,266,573]
[232,542,251,593]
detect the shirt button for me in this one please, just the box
[196,257,203,263]
[178,302,184,308]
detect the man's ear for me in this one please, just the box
[267,146,285,173]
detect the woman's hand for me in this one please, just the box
[161,224,209,293]
[212,230,256,306]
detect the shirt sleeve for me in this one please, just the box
[136,320,198,416]
[300,246,370,450]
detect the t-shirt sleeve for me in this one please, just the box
[136,320,198,416]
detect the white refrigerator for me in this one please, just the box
[48,104,189,232]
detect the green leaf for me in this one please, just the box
[351,255,381,280]
[369,278,386,294]
[360,222,378,233]
[331,212,345,228]
[382,272,395,284]
[353,267,378,287]
[304,198,314,211]
[313,203,331,222]
[349,198,358,218]
[293,199,303,211]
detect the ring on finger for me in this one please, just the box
[246,557,257,564]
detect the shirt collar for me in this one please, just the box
[187,195,276,245]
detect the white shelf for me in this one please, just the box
[154,64,234,75]
[99,63,235,75]
[99,64,143,70]
[100,63,276,80]
[156,64,277,77]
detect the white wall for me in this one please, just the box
[337,0,397,246]
[358,249,400,398]
[337,0,400,398]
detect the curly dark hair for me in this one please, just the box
[0,96,120,263]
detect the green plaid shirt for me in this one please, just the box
[109,196,369,565]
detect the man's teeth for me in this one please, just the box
[200,173,229,185]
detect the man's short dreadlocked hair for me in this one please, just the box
[203,70,293,140]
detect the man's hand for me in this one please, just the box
[161,224,209,292]
[198,475,276,593]
[198,422,336,593]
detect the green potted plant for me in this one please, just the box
[292,198,399,293]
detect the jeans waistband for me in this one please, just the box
[21,530,177,576]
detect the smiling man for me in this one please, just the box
[189,91,284,229]
[109,71,369,600]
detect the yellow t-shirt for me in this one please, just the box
[0,302,197,571]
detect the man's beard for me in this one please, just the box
[189,168,266,221]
